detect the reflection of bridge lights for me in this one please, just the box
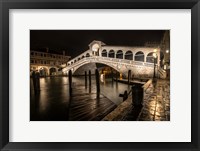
[100,74,105,83]
[120,73,122,80]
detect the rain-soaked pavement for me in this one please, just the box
[123,79,170,121]
[138,79,170,121]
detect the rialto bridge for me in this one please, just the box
[62,40,167,79]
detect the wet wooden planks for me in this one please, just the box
[69,87,117,121]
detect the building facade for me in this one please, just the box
[30,49,71,76]
[160,30,170,69]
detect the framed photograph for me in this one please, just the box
[0,0,199,151]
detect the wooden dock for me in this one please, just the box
[69,86,117,121]
[30,83,117,121]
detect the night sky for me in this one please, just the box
[30,30,165,58]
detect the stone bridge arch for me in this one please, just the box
[72,60,121,75]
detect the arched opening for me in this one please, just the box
[78,58,81,61]
[135,51,144,62]
[39,67,48,77]
[82,55,85,59]
[73,62,121,77]
[108,50,115,58]
[74,60,77,63]
[71,61,73,64]
[116,50,123,59]
[49,67,57,76]
[67,63,70,66]
[125,51,133,60]
[86,53,90,57]
[101,49,107,57]
[146,52,157,63]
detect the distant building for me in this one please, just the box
[160,31,170,70]
[144,31,170,70]
[30,48,71,76]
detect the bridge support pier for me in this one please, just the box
[95,69,100,98]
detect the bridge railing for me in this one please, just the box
[66,56,154,69]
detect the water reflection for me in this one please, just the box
[30,76,130,121]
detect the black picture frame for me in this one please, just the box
[0,0,199,151]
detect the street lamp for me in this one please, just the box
[153,49,158,82]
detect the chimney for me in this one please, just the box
[63,50,65,56]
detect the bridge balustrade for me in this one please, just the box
[66,56,154,71]
[144,62,155,67]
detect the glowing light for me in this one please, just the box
[153,49,157,52]
[120,73,122,80]
[153,53,157,58]
[100,74,105,83]
[166,50,169,53]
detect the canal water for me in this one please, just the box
[30,76,131,121]
[31,76,131,104]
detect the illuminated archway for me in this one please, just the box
[146,52,157,63]
[135,51,144,62]
[86,53,90,57]
[116,50,123,59]
[101,49,107,57]
[125,51,133,60]
[39,67,48,76]
[49,67,57,75]
[108,50,115,58]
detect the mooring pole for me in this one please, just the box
[32,71,37,95]
[85,71,87,89]
[128,70,131,85]
[95,69,100,98]
[116,71,118,83]
[111,69,114,84]
[68,70,72,97]
[89,70,91,88]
